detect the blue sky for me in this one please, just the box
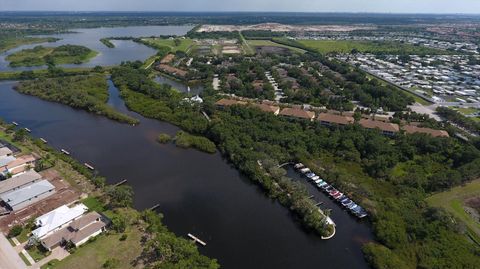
[1,0,480,13]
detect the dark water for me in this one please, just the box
[154,75,204,95]
[0,80,373,269]
[0,26,192,71]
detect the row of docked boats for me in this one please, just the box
[294,163,368,219]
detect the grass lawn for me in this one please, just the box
[298,40,451,55]
[48,226,144,269]
[456,107,480,115]
[142,38,194,53]
[427,179,480,243]
[27,245,50,262]
[81,196,106,212]
[247,39,306,53]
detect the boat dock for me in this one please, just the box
[12,122,18,126]
[114,179,128,186]
[24,128,31,133]
[149,204,160,211]
[84,163,95,170]
[40,138,47,143]
[188,233,206,246]
[61,149,70,155]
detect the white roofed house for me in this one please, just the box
[31,203,88,240]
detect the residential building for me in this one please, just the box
[0,147,12,158]
[318,113,355,126]
[32,204,88,239]
[0,180,55,211]
[0,155,36,176]
[279,108,315,121]
[359,119,400,136]
[215,99,247,109]
[403,125,450,138]
[251,103,280,115]
[0,170,43,196]
[41,211,109,251]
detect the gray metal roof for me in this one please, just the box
[0,180,55,208]
[0,171,43,195]
[0,156,15,167]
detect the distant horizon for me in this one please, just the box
[2,0,480,14]
[1,11,480,16]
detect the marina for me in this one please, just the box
[294,163,368,219]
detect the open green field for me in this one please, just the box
[427,179,480,243]
[247,39,306,53]
[298,40,450,55]
[365,74,432,105]
[141,38,194,53]
[6,45,98,67]
[43,226,144,269]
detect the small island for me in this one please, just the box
[6,44,98,67]
[100,38,115,48]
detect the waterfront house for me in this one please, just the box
[31,204,88,239]
[0,180,55,211]
[40,211,109,251]
[279,108,315,121]
[359,119,400,136]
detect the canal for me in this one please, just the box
[0,79,373,268]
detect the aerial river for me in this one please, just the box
[0,26,373,268]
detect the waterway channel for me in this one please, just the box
[0,79,373,268]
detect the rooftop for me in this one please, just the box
[32,203,88,239]
[0,170,42,195]
[279,108,315,120]
[403,125,450,137]
[0,147,12,157]
[0,180,55,208]
[318,113,355,125]
[359,119,400,133]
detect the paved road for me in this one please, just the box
[0,233,27,269]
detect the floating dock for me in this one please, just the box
[84,163,95,170]
[40,138,47,143]
[12,122,18,126]
[188,233,206,246]
[24,128,31,133]
[61,149,70,155]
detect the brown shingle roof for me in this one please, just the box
[215,99,247,107]
[252,103,280,114]
[279,108,315,120]
[318,113,355,126]
[403,125,449,137]
[359,119,400,133]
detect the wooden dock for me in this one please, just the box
[114,179,128,186]
[84,163,95,170]
[24,128,31,133]
[61,149,70,155]
[188,233,206,246]
[40,138,47,143]
[12,122,18,126]
[149,204,160,211]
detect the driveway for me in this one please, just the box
[0,233,27,269]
